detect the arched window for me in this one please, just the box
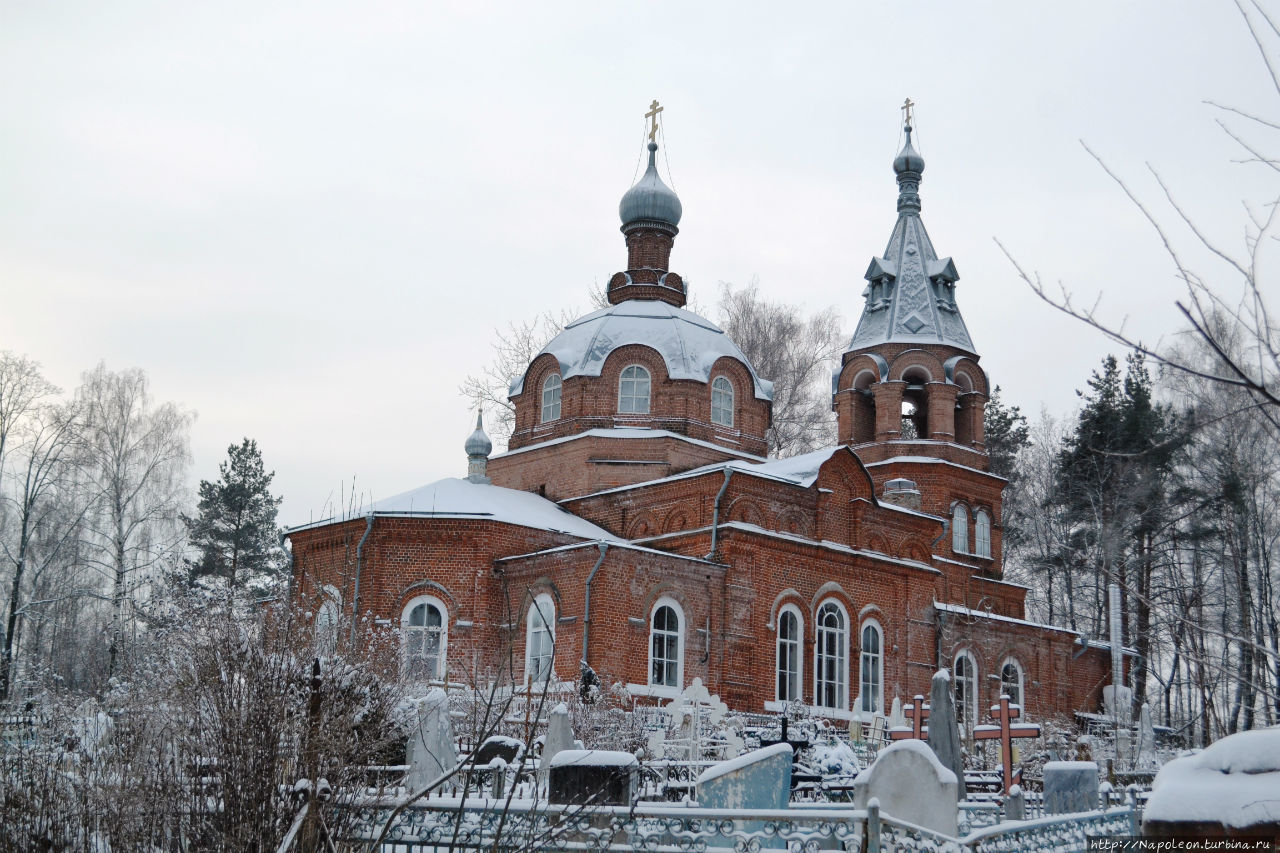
[814,600,848,710]
[526,593,556,686]
[315,587,341,654]
[619,365,651,414]
[1000,658,1024,709]
[954,650,978,728]
[859,620,883,715]
[952,504,970,554]
[974,509,991,558]
[711,376,734,427]
[776,605,802,702]
[404,596,448,682]
[649,598,683,688]
[541,373,562,423]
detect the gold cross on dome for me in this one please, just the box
[901,97,915,127]
[645,99,664,142]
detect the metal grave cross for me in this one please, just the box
[972,694,1041,795]
[889,694,930,741]
[645,99,664,142]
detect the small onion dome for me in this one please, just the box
[464,412,492,457]
[893,126,926,175]
[619,142,682,229]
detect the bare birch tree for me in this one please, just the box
[717,279,844,457]
[75,364,191,680]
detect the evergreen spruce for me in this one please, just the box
[186,438,283,593]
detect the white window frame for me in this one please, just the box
[776,605,803,702]
[648,597,683,690]
[954,649,978,728]
[814,599,848,710]
[711,376,734,427]
[859,619,884,715]
[525,593,556,688]
[1000,657,1024,709]
[403,595,448,683]
[952,504,970,554]
[619,365,651,414]
[974,509,991,558]
[541,373,562,423]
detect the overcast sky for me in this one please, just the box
[2,2,1274,525]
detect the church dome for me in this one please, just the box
[464,412,492,457]
[619,142,682,230]
[509,299,773,401]
[893,127,925,175]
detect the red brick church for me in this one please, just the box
[288,110,1114,727]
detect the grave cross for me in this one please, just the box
[889,694,930,741]
[972,694,1041,795]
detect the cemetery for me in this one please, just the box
[312,671,1253,852]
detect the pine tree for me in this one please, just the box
[186,438,283,593]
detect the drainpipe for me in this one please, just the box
[580,542,610,670]
[930,518,951,552]
[350,513,374,650]
[705,469,733,561]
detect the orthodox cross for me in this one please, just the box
[901,97,915,128]
[889,694,930,741]
[645,99,664,142]
[972,695,1041,795]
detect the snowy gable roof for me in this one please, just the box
[290,477,620,542]
[508,300,773,401]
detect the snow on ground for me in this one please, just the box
[1145,727,1280,829]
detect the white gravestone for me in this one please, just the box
[853,739,959,837]
[406,688,457,793]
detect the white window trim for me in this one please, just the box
[999,657,1025,709]
[648,596,684,690]
[859,618,884,716]
[813,598,849,711]
[402,594,449,683]
[952,503,970,554]
[954,649,978,728]
[524,593,556,688]
[974,509,992,558]
[541,373,562,423]
[776,604,804,703]
[711,375,734,427]
[619,365,652,415]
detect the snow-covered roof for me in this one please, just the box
[288,477,620,542]
[497,427,766,463]
[509,300,773,401]
[1145,727,1280,829]
[565,446,847,503]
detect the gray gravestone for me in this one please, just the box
[1004,784,1025,821]
[1043,761,1099,814]
[926,668,965,801]
[543,703,574,766]
[696,743,792,809]
[697,744,793,849]
[406,688,457,792]
[547,749,638,806]
[853,739,959,836]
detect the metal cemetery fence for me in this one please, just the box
[331,795,1140,852]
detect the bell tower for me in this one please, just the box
[833,103,1005,575]
[834,103,989,466]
